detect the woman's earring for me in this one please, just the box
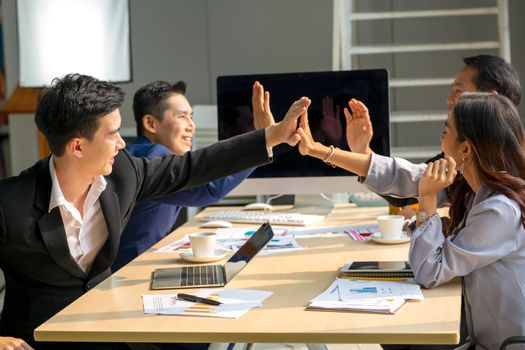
[458,155,466,174]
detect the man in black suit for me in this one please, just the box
[0,74,311,350]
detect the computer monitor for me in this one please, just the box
[217,69,390,196]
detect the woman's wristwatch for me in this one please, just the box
[416,210,433,225]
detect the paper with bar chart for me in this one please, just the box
[142,289,272,318]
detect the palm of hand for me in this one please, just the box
[252,82,276,129]
[297,114,315,155]
[345,99,373,153]
[254,108,274,129]
[346,118,373,152]
[298,130,314,155]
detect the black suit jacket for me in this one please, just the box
[0,129,269,347]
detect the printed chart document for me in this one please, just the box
[307,281,406,314]
[143,289,272,319]
[336,278,424,301]
[307,279,423,314]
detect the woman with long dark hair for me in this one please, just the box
[297,93,525,349]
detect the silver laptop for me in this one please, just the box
[150,223,274,289]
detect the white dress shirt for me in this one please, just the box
[48,157,108,272]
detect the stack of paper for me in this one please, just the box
[143,289,272,318]
[307,278,423,314]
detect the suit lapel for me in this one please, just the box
[34,157,86,278]
[33,157,123,279]
[88,187,121,278]
[38,208,86,278]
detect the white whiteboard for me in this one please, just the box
[17,0,131,87]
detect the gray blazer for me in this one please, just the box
[362,152,450,206]
[363,153,525,349]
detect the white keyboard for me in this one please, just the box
[202,210,325,226]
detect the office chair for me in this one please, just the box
[500,336,525,349]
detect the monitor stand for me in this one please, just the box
[291,193,349,215]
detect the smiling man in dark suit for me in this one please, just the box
[0,73,310,350]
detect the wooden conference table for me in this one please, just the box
[35,205,461,345]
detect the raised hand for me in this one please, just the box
[264,97,311,148]
[419,155,458,197]
[252,81,275,129]
[344,98,373,154]
[297,109,315,156]
[297,109,373,177]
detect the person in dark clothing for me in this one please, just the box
[346,55,521,210]
[0,73,310,350]
[112,81,274,272]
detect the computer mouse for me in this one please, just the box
[200,220,233,228]
[242,202,273,211]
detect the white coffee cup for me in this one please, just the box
[188,232,216,257]
[377,215,411,240]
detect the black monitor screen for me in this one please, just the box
[217,69,389,178]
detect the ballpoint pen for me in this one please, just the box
[176,293,222,306]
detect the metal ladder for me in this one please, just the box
[334,0,511,160]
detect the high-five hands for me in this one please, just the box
[295,98,373,177]
[264,96,311,148]
[345,98,373,154]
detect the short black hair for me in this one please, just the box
[132,80,187,137]
[34,73,125,156]
[463,55,521,106]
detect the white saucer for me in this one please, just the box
[180,249,228,263]
[370,233,410,245]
